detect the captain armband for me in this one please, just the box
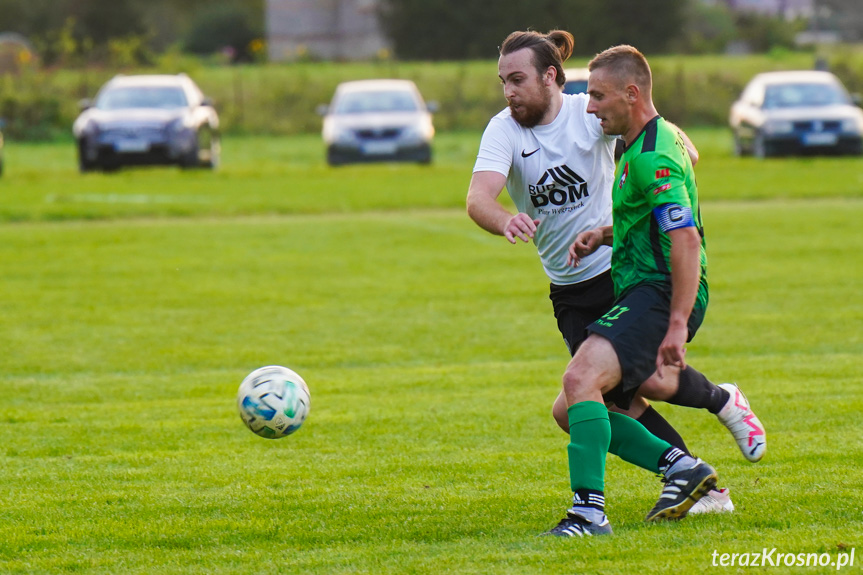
[653,203,695,232]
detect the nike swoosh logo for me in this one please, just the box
[521,148,540,158]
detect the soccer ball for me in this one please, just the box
[237,365,310,439]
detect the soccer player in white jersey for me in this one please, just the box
[466,30,766,529]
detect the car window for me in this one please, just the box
[185,83,204,106]
[97,86,189,110]
[763,83,849,109]
[334,90,419,114]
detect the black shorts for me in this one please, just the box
[549,270,616,357]
[587,282,706,409]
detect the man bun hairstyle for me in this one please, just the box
[499,30,574,88]
[588,45,652,93]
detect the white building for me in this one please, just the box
[266,0,391,62]
[714,0,815,19]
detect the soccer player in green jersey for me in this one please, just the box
[545,45,760,537]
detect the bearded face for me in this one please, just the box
[509,79,553,128]
[499,49,557,129]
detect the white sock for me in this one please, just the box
[666,455,698,477]
[568,505,606,524]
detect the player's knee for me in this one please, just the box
[561,365,595,396]
[552,394,569,433]
[639,367,680,401]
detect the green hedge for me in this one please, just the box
[2,48,863,140]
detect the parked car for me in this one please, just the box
[563,68,590,95]
[729,70,863,157]
[73,74,220,172]
[320,79,435,166]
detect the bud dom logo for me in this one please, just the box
[528,165,589,208]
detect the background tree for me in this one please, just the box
[0,0,839,64]
[731,10,804,53]
[378,0,688,60]
[0,0,263,65]
[670,0,737,53]
[182,2,262,62]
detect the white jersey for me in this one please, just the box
[473,93,616,285]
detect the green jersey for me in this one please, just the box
[611,116,708,311]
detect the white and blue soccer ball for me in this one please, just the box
[237,365,310,439]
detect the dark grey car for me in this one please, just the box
[73,74,220,172]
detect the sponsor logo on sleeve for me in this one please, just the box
[651,167,672,195]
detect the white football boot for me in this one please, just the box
[716,383,767,462]
[689,487,735,515]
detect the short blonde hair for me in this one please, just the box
[588,45,652,93]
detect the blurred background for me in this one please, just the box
[0,0,862,140]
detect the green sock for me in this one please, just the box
[566,401,611,493]
[607,411,673,473]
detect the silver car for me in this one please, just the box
[729,70,863,157]
[320,79,435,166]
[73,74,220,172]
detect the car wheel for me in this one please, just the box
[753,133,772,159]
[182,128,219,169]
[180,141,200,169]
[202,133,220,170]
[416,144,432,165]
[732,133,746,157]
[326,149,345,167]
[77,139,98,173]
[196,128,219,169]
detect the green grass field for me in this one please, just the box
[1,130,862,574]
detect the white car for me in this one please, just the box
[729,70,863,157]
[320,79,435,166]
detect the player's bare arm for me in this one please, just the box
[656,225,702,377]
[566,225,613,267]
[467,171,540,244]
